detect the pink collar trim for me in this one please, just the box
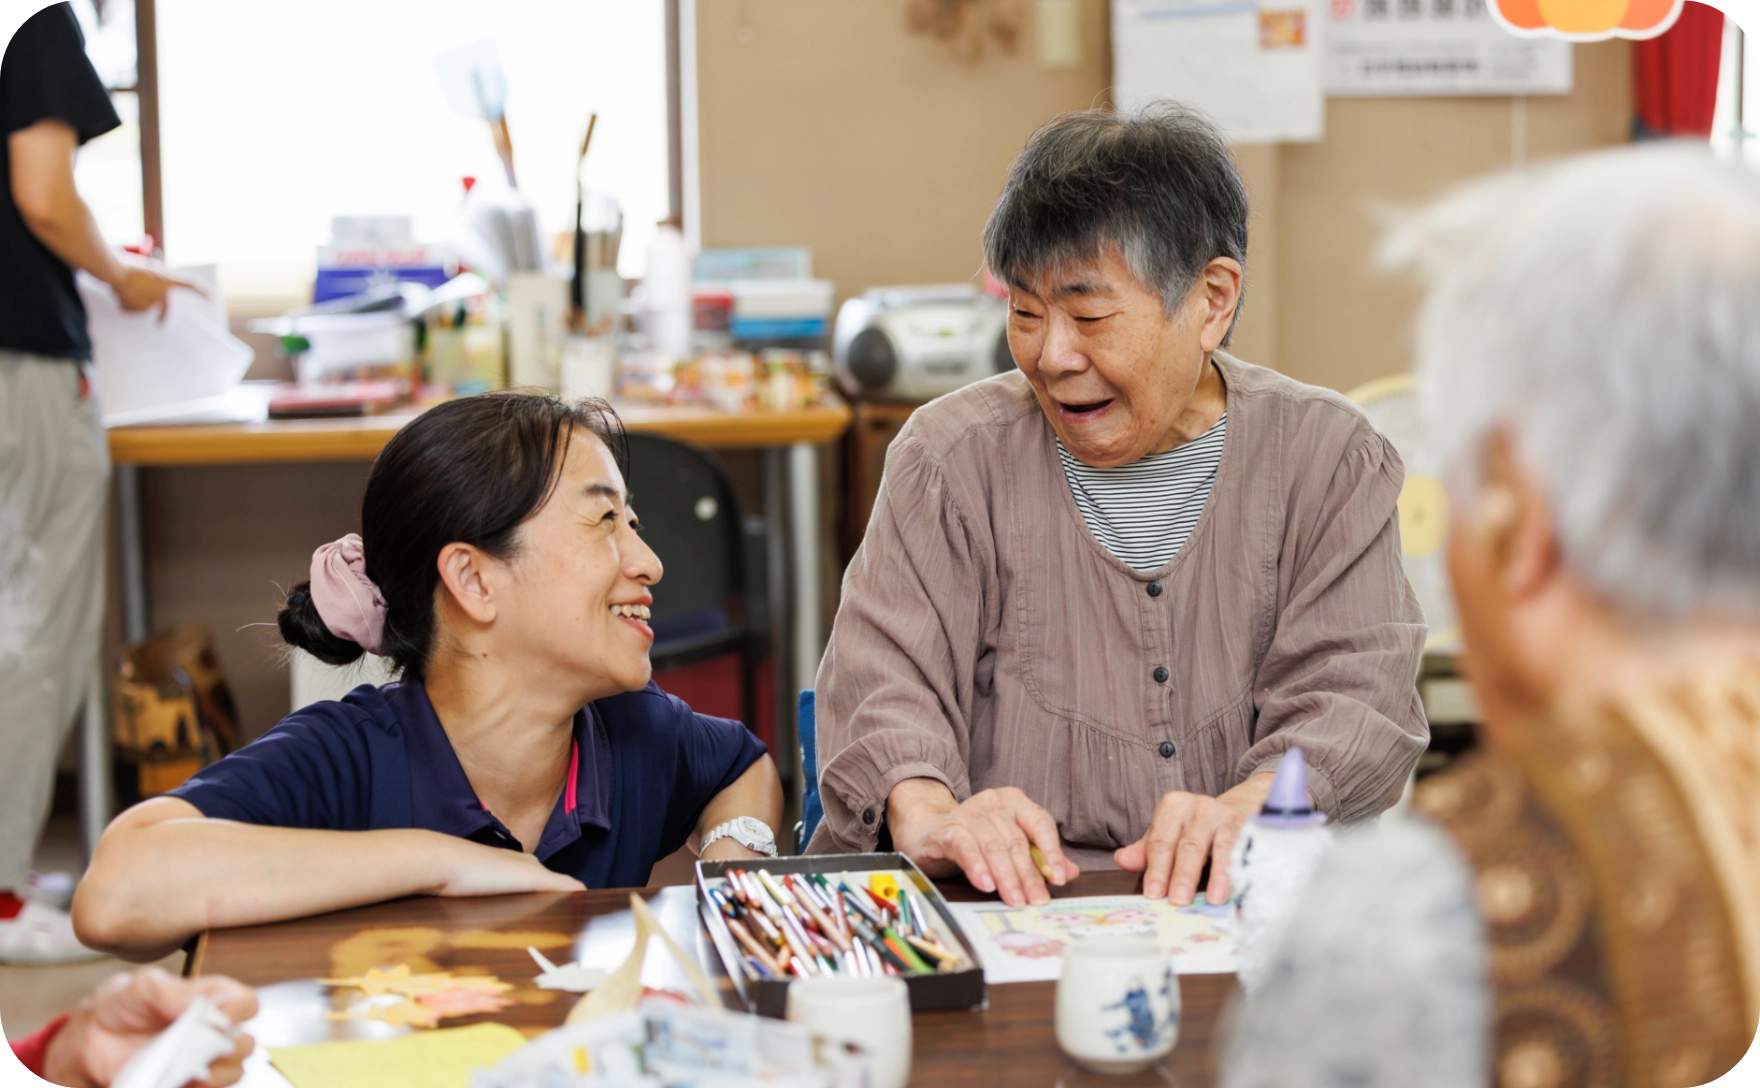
[564,737,579,814]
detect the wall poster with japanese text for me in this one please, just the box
[1326,0,1573,95]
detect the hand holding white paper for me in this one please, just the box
[110,996,238,1088]
[77,270,253,427]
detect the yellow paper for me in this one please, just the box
[269,1022,528,1088]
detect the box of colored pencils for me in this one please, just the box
[695,853,986,1017]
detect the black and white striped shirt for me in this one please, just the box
[1057,415,1227,570]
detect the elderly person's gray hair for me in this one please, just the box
[1384,145,1760,622]
[983,103,1249,341]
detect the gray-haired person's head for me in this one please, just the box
[1385,144,1760,622]
[983,103,1249,341]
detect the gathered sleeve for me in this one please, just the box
[806,436,996,854]
[9,1014,68,1078]
[1242,424,1429,821]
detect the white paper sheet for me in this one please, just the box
[79,270,254,428]
[1326,0,1572,96]
[1113,0,1326,144]
[111,997,237,1088]
[946,895,1238,985]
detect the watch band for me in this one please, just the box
[701,818,778,857]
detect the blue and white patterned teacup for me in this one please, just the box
[1054,936,1180,1074]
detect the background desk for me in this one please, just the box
[88,403,852,851]
[106,404,853,466]
[198,870,1232,1088]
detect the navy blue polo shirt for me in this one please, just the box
[169,679,767,889]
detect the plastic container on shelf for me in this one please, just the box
[644,222,694,360]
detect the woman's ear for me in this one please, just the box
[436,542,499,626]
[1195,256,1244,352]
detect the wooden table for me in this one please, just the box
[78,401,853,857]
[199,871,1234,1087]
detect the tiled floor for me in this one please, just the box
[0,816,182,1042]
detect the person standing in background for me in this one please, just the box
[0,2,198,963]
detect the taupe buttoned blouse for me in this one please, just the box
[806,352,1429,860]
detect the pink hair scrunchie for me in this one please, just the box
[308,533,387,654]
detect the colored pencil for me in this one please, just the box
[718,868,971,984]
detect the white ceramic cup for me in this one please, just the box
[1054,937,1180,1074]
[786,974,913,1088]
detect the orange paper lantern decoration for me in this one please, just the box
[1535,0,1631,32]
[1493,0,1549,30]
[1493,0,1682,38]
[1619,0,1681,29]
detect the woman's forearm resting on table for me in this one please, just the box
[73,798,491,960]
[76,758,784,958]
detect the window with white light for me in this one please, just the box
[154,0,668,292]
[70,0,144,248]
[1710,20,1757,165]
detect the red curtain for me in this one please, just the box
[1633,1,1725,138]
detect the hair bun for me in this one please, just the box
[278,580,368,667]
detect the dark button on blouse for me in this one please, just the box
[862,807,876,825]
[1147,581,1163,598]
[1152,666,1170,683]
[1159,741,1176,759]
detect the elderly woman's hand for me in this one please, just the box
[886,779,1082,907]
[42,966,258,1088]
[1113,773,1275,904]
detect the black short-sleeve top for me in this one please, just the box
[1,3,122,361]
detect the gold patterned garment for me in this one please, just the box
[1416,664,1760,1088]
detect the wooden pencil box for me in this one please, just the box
[695,852,987,1018]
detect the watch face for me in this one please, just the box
[735,816,775,844]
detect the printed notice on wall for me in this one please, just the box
[1325,0,1572,96]
[1114,0,1327,144]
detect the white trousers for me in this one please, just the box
[0,353,108,890]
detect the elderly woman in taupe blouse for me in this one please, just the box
[806,105,1428,907]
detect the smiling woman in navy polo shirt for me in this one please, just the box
[73,394,783,961]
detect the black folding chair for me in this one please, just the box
[623,433,767,733]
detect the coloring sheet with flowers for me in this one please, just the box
[946,895,1238,984]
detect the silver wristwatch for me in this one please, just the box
[701,816,778,857]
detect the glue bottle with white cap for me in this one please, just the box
[1229,746,1334,995]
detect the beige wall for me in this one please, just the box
[694,0,1631,392]
[1270,45,1632,391]
[695,0,1115,298]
